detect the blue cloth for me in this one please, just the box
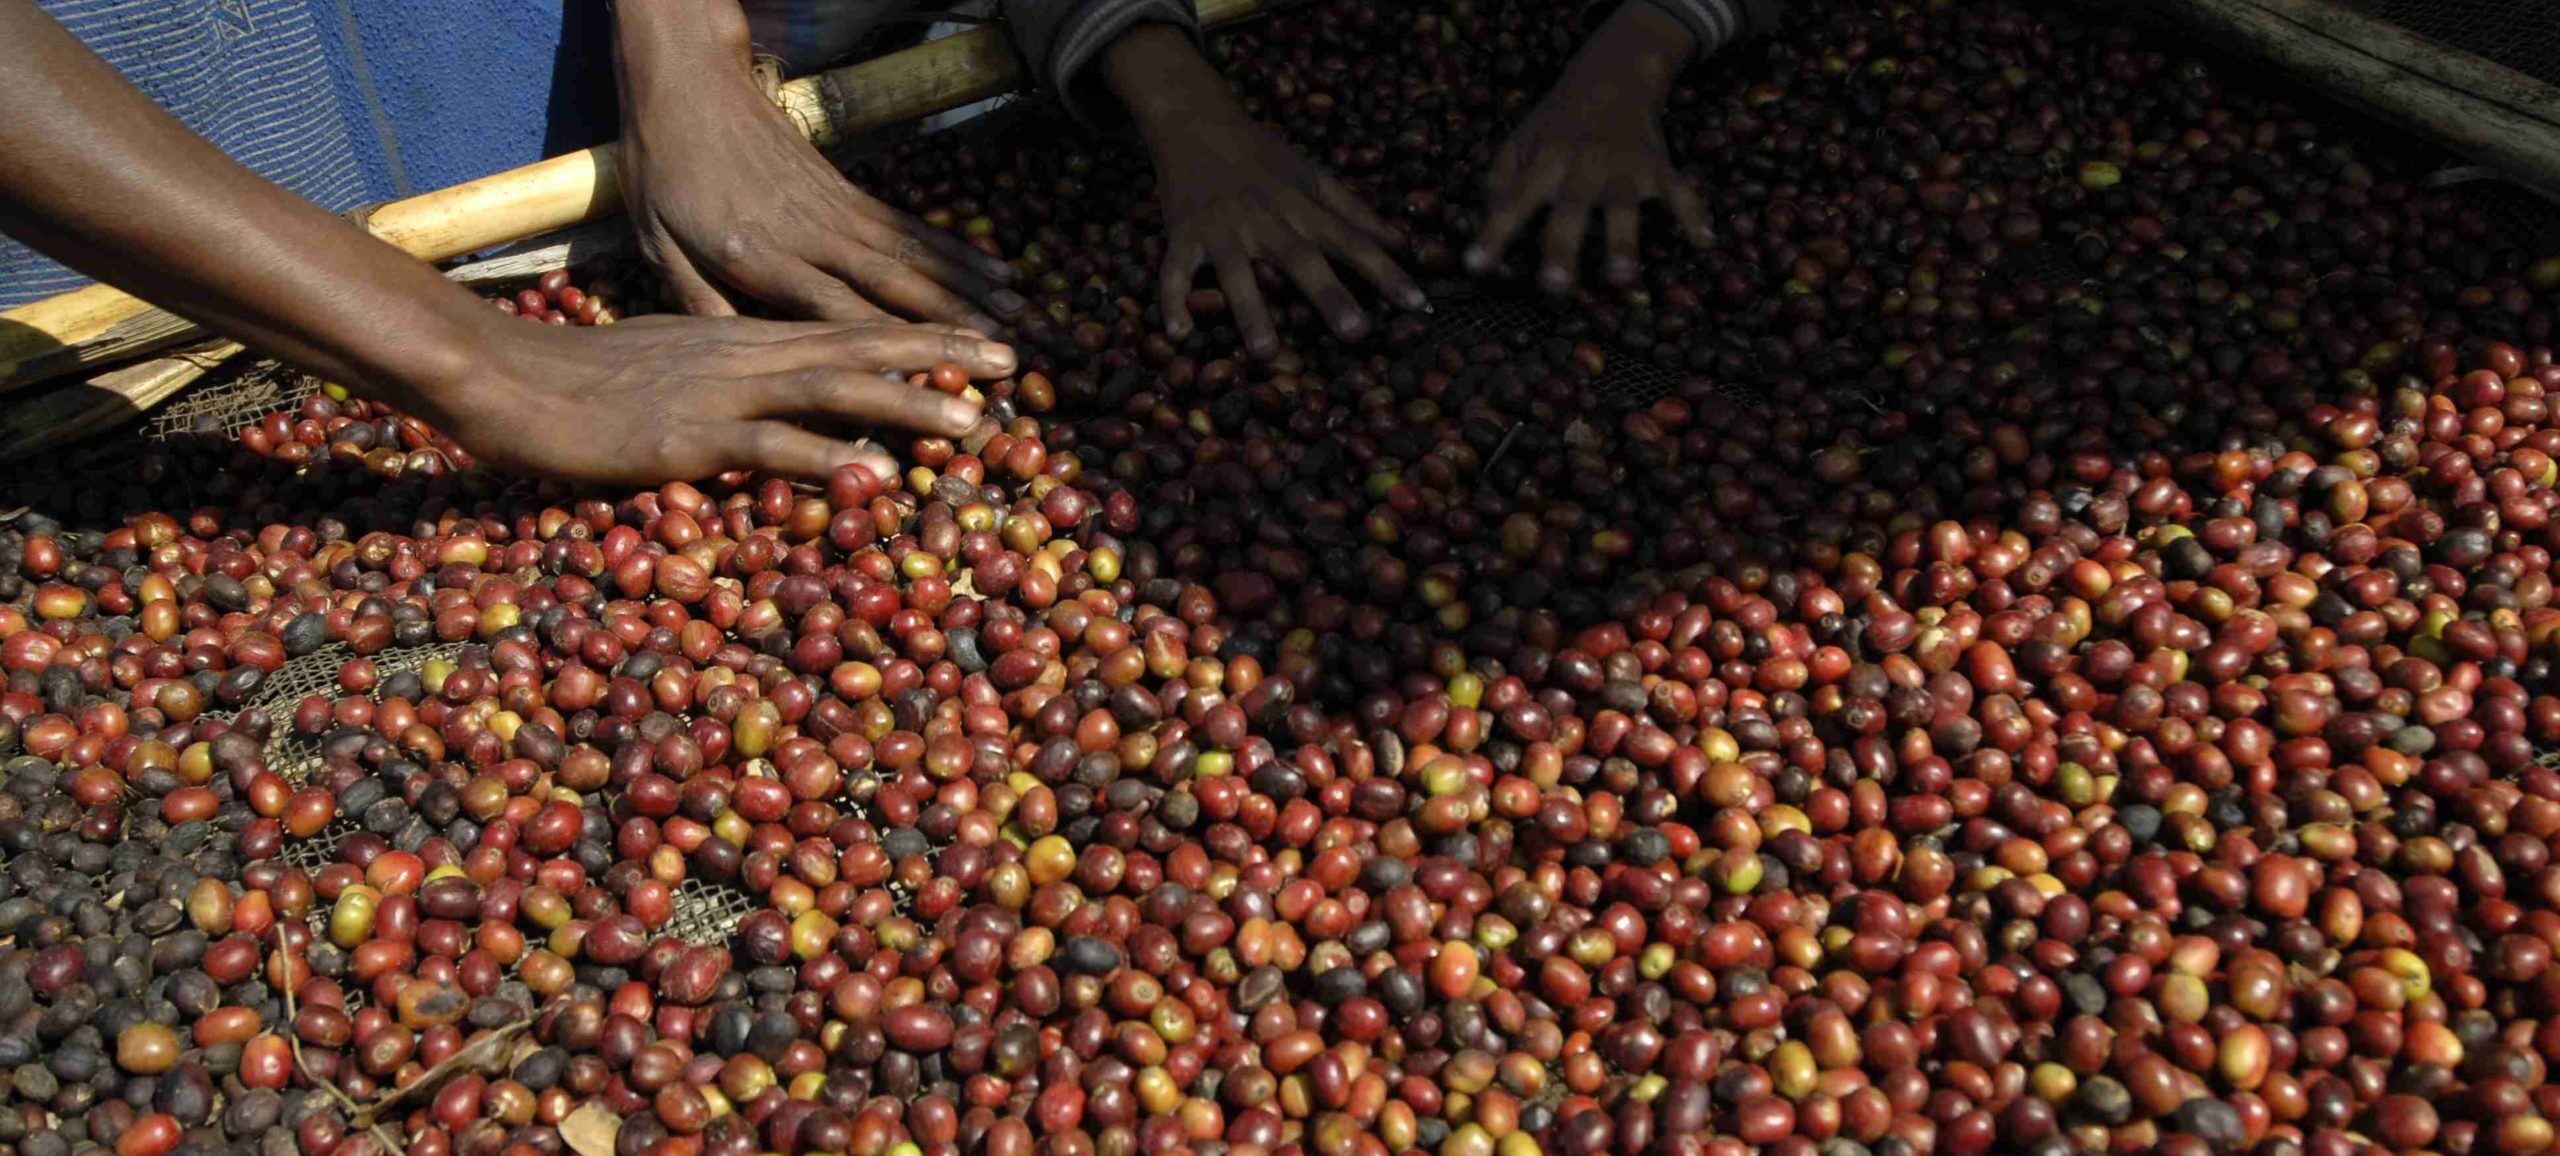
[0,0,617,308]
[0,0,1198,309]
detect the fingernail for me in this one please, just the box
[978,341,1018,373]
[1606,259,1639,285]
[966,313,1005,336]
[990,288,1029,315]
[1401,288,1429,310]
[1539,265,1572,294]
[1336,311,1370,340]
[987,260,1020,282]
[1463,246,1492,272]
[943,398,985,433]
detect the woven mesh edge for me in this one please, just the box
[667,877,759,947]
[249,641,466,785]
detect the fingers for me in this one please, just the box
[901,212,1022,287]
[1665,175,1715,248]
[843,216,1029,328]
[754,365,983,438]
[771,324,1016,380]
[1602,202,1642,287]
[820,243,1000,333]
[653,241,738,318]
[1298,201,1426,312]
[1468,158,1562,275]
[1326,231,1428,313]
[1537,198,1592,295]
[1274,235,1369,342]
[1313,173,1403,249]
[1483,139,1522,196]
[847,184,1021,287]
[752,260,893,324]
[718,421,902,483]
[1212,247,1278,361]
[1160,239,1205,340]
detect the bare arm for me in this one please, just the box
[0,0,1013,484]
[0,0,492,421]
[607,0,1021,327]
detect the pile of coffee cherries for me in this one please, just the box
[3,1,2560,1155]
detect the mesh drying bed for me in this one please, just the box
[1429,289,1711,412]
[667,878,760,947]
[239,641,465,785]
[144,363,314,442]
[2334,0,2560,91]
[2424,169,2560,254]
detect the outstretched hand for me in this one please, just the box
[614,4,1024,329]
[1148,116,1426,358]
[436,315,1013,485]
[1105,24,1423,360]
[1468,2,1711,293]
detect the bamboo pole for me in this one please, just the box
[0,0,1265,393]
[2151,0,2560,201]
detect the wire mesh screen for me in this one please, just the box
[145,363,312,441]
[667,878,760,947]
[238,640,463,784]
[2425,169,2560,253]
[2335,0,2560,90]
[280,818,364,875]
[1428,290,1733,410]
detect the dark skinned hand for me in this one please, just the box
[614,0,1025,328]
[1104,24,1424,359]
[442,317,1013,485]
[0,0,1015,488]
[1467,2,1713,293]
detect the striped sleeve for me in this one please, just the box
[1640,0,1785,54]
[1001,0,1201,127]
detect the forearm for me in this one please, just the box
[610,0,756,117]
[1577,3,1701,102]
[1101,24,1248,147]
[0,1,494,424]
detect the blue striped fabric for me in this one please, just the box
[1,0,380,307]
[0,0,608,310]
[0,0,1182,310]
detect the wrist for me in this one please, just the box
[347,290,518,432]
[613,0,756,114]
[1104,25,1246,141]
[1581,2,1697,100]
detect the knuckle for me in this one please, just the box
[789,366,836,405]
[709,229,759,267]
[857,250,907,285]
[641,425,692,468]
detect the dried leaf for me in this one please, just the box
[561,1103,620,1156]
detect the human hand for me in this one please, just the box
[1467,2,1712,293]
[614,4,1023,327]
[426,313,1013,485]
[1104,25,1423,359]
[1147,118,1427,358]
